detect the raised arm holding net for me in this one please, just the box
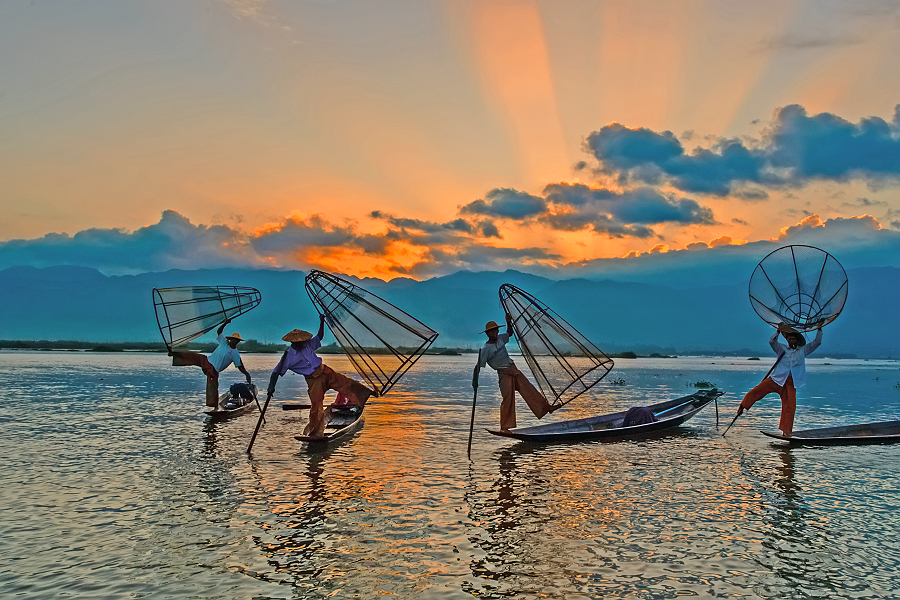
[305,270,439,397]
[153,285,261,408]
[499,284,614,411]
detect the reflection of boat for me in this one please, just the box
[206,383,259,420]
[762,421,900,445]
[294,404,364,449]
[487,388,723,443]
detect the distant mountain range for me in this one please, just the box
[0,264,897,357]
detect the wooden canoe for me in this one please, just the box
[295,404,365,448]
[206,383,259,420]
[762,420,900,445]
[487,388,723,443]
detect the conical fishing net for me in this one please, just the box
[499,284,614,408]
[153,286,261,349]
[305,270,439,396]
[749,245,848,332]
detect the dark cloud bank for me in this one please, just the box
[586,104,900,196]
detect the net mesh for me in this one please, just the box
[749,245,848,332]
[305,270,439,396]
[499,284,614,408]
[153,286,261,349]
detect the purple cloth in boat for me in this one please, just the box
[623,406,657,427]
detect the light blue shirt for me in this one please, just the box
[478,333,515,370]
[208,332,242,373]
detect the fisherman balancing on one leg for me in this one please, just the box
[266,314,375,439]
[734,322,823,436]
[170,318,252,407]
[473,314,555,432]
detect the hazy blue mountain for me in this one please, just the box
[0,265,896,357]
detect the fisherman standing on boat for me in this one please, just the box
[170,318,252,407]
[266,314,375,439]
[474,314,554,431]
[736,322,823,435]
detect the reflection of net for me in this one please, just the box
[499,284,614,408]
[749,245,848,332]
[153,286,261,349]
[305,270,439,396]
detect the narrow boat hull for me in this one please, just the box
[488,388,723,443]
[762,420,900,445]
[295,405,364,449]
[206,383,259,420]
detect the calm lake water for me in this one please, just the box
[3,350,900,599]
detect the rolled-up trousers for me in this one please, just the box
[303,364,374,436]
[171,351,220,407]
[740,374,797,435]
[497,364,553,430]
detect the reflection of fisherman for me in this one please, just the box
[266,314,375,439]
[170,318,252,407]
[473,315,554,431]
[737,323,823,435]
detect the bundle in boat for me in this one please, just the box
[749,244,848,332]
[305,270,439,396]
[499,284,614,409]
[152,286,261,349]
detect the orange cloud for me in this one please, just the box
[708,235,746,248]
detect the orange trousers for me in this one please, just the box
[741,374,797,435]
[303,364,373,436]
[171,351,219,407]
[497,364,553,430]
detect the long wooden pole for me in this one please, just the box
[247,393,273,453]
[467,386,478,458]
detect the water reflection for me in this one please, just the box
[746,445,872,598]
[243,448,339,586]
[463,447,557,598]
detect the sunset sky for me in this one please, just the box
[2,0,900,279]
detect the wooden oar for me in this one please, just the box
[468,362,480,458]
[467,386,478,458]
[282,403,312,410]
[254,394,266,423]
[723,351,785,437]
[247,393,273,453]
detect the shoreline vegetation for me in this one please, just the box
[0,339,863,359]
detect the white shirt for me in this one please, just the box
[769,328,822,388]
[478,333,515,370]
[208,332,243,373]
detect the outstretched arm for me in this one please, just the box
[505,313,513,337]
[217,318,232,336]
[316,313,326,341]
[238,363,251,384]
[266,350,289,396]
[769,329,782,353]
[804,324,824,356]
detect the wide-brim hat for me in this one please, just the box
[481,320,501,333]
[777,323,806,347]
[225,332,244,342]
[282,329,313,343]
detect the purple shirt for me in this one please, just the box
[273,337,323,376]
